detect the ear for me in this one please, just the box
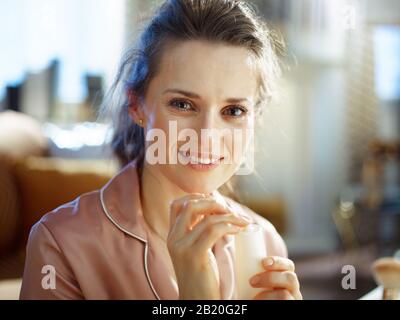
[127,90,145,127]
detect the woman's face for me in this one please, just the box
[139,40,258,194]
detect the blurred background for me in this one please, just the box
[0,0,399,299]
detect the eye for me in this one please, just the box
[221,106,248,117]
[168,99,195,112]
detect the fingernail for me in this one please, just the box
[263,257,274,267]
[250,275,260,286]
[233,215,249,224]
[239,214,252,223]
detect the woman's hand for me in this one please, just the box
[249,256,302,300]
[167,193,250,300]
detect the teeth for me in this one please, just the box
[193,157,212,164]
[190,156,215,165]
[179,151,220,165]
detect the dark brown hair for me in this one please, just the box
[100,0,284,198]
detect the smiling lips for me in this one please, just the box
[178,150,224,171]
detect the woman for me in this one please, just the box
[20,0,302,300]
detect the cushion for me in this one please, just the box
[0,111,48,162]
[0,160,20,255]
[13,156,118,246]
[0,249,25,281]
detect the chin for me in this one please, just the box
[176,179,220,195]
[162,164,234,195]
[172,170,226,194]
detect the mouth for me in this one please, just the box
[178,150,224,170]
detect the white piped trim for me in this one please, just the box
[99,189,161,300]
[100,189,146,243]
[144,242,161,300]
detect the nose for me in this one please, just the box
[195,108,225,156]
[198,108,217,131]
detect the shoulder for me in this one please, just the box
[225,196,288,258]
[20,193,101,299]
[29,190,104,247]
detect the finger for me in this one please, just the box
[249,270,300,293]
[213,191,254,222]
[169,193,206,228]
[174,197,248,237]
[253,289,295,300]
[181,198,229,228]
[192,222,243,251]
[169,195,226,240]
[185,213,249,245]
[183,198,250,229]
[261,256,295,272]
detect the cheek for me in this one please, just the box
[143,106,174,147]
[224,121,254,164]
[145,107,169,131]
[144,114,196,165]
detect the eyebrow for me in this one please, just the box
[162,88,252,104]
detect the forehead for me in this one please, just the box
[149,40,259,100]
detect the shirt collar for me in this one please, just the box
[100,159,148,243]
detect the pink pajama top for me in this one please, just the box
[20,160,287,299]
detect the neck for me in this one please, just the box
[140,163,188,242]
